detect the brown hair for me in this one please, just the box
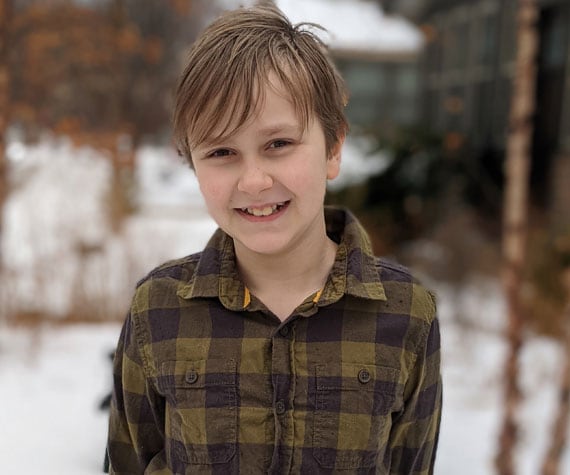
[172,4,349,167]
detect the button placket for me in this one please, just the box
[275,399,286,415]
[269,323,295,471]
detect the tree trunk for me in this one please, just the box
[541,269,570,475]
[496,1,539,474]
[0,0,13,265]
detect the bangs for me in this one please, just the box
[185,57,313,151]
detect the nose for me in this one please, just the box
[237,161,273,195]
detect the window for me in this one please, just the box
[491,77,512,148]
[540,6,569,70]
[443,86,467,132]
[393,64,419,124]
[443,22,470,72]
[477,14,498,67]
[338,61,386,127]
[336,60,420,128]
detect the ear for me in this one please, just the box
[326,133,345,180]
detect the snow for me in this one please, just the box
[275,0,423,55]
[219,0,423,55]
[5,139,111,269]
[0,324,119,474]
[331,135,391,190]
[2,141,570,473]
[135,145,203,211]
[2,138,218,319]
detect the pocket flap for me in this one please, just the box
[158,358,237,391]
[315,363,400,393]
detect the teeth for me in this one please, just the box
[242,202,285,217]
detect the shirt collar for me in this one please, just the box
[318,207,387,305]
[177,229,247,311]
[177,207,386,310]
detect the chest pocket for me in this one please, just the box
[313,362,400,470]
[158,358,237,465]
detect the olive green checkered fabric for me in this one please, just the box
[107,207,442,474]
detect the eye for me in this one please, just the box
[268,139,291,149]
[207,148,233,158]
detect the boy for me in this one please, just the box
[107,5,441,474]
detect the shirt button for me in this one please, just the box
[185,370,198,384]
[358,369,371,384]
[275,399,286,415]
[279,326,289,337]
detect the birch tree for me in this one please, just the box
[496,1,539,474]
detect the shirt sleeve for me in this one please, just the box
[389,312,443,475]
[107,312,168,474]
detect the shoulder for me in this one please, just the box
[375,257,414,280]
[129,252,202,312]
[375,257,437,326]
[135,252,201,289]
[126,253,205,372]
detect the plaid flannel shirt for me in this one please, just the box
[108,207,442,474]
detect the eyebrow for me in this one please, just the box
[257,123,303,137]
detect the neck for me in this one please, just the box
[235,229,337,297]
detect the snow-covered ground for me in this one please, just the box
[0,324,119,474]
[1,140,569,473]
[434,282,570,475]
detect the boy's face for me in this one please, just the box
[191,74,343,259]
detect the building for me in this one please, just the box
[409,0,570,219]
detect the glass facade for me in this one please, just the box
[419,0,570,211]
[421,0,515,151]
[336,60,420,130]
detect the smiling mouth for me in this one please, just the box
[240,201,289,217]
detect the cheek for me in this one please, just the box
[288,156,326,185]
[200,183,224,204]
[288,167,327,201]
[197,170,226,201]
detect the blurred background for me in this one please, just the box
[1,0,569,473]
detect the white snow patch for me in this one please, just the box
[275,0,423,55]
[329,135,391,191]
[0,324,120,475]
[2,139,217,320]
